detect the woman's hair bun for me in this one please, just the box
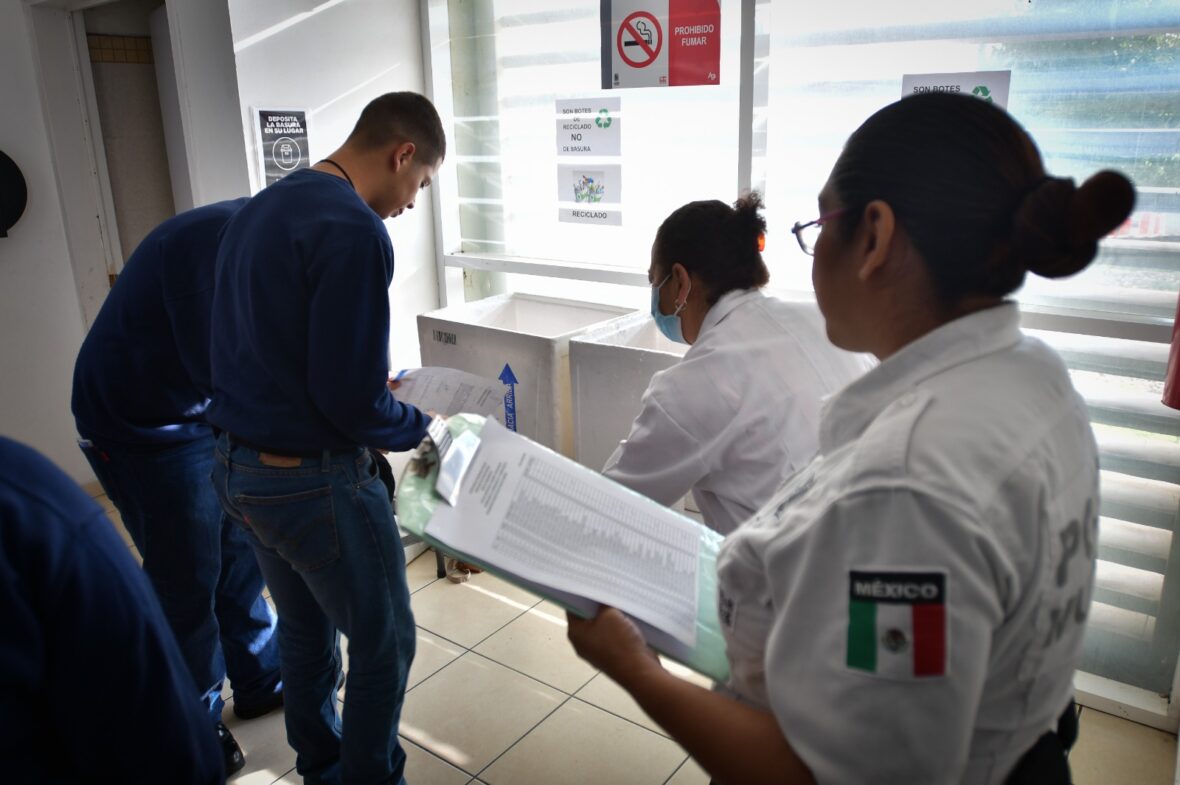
[1013,169,1135,279]
[731,191,767,260]
[656,191,770,301]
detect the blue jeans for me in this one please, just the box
[212,434,415,785]
[79,434,281,722]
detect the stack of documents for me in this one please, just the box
[396,412,729,682]
[392,367,507,422]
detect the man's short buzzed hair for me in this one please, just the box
[348,92,446,164]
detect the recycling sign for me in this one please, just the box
[555,97,623,226]
[555,97,621,156]
[900,71,1011,110]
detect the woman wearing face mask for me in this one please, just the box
[569,93,1135,785]
[603,193,873,535]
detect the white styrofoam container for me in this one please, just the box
[417,293,634,457]
[569,311,689,473]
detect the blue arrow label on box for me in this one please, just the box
[499,363,518,431]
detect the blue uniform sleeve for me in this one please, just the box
[43,514,225,784]
[0,441,223,784]
[306,230,430,451]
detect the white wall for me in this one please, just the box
[0,4,93,483]
[228,0,441,371]
[165,0,252,206]
[0,0,437,485]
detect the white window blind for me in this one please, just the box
[434,0,745,270]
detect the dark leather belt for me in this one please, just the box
[1004,699,1078,785]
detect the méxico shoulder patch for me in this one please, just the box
[847,570,947,678]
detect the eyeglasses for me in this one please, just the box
[791,207,850,256]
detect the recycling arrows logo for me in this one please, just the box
[595,109,612,129]
[972,85,993,103]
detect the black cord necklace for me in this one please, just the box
[319,158,354,189]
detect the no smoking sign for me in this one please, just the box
[602,0,720,89]
[617,11,662,68]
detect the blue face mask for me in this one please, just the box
[650,274,690,344]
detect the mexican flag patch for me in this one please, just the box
[847,570,946,678]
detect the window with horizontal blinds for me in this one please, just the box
[437,0,745,269]
[762,0,1180,694]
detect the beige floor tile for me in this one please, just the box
[481,699,687,785]
[574,673,663,736]
[410,571,541,648]
[474,601,597,694]
[407,549,443,593]
[1071,709,1177,785]
[400,652,565,774]
[401,736,471,785]
[571,662,709,739]
[666,757,710,785]
[409,628,467,690]
[223,699,296,785]
[271,739,472,785]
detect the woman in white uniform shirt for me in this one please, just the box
[604,193,872,534]
[567,93,1135,784]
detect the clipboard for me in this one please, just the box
[396,413,730,684]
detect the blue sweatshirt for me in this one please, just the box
[72,199,249,446]
[0,437,224,784]
[207,169,428,453]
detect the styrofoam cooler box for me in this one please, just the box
[569,311,690,473]
[417,293,634,457]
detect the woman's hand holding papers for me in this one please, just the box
[567,606,814,785]
[566,606,662,687]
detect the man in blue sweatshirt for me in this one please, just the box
[0,436,225,785]
[72,199,281,776]
[208,92,443,785]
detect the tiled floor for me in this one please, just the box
[94,494,1176,785]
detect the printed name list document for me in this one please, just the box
[425,418,700,647]
[393,367,505,421]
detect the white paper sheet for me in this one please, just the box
[426,419,700,646]
[393,367,505,421]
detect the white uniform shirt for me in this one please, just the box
[603,289,873,534]
[716,303,1098,785]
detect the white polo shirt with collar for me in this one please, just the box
[716,302,1098,784]
[603,288,873,535]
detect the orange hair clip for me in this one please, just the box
[757,234,766,252]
